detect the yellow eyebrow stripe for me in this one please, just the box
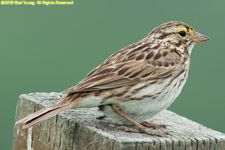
[176,27,187,33]
[175,26,195,36]
[188,29,195,36]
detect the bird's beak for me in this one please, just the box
[191,32,210,43]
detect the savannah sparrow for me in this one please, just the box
[16,21,209,136]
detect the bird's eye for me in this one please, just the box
[179,31,186,37]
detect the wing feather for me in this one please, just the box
[63,43,183,94]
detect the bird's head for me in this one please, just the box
[147,21,210,54]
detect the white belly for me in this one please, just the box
[75,67,189,125]
[103,68,189,125]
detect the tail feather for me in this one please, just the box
[16,97,75,129]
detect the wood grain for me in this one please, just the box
[13,92,225,150]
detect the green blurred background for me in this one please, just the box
[0,0,224,149]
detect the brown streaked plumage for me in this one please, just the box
[16,21,209,136]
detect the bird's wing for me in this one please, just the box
[63,45,183,94]
[62,61,141,94]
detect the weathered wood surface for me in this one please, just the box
[13,92,225,150]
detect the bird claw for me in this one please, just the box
[116,126,169,137]
[141,121,167,129]
[139,128,169,137]
[116,126,140,133]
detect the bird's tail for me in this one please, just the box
[16,96,77,129]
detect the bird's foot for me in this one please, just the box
[116,126,169,137]
[141,121,167,129]
[139,127,169,137]
[116,126,140,133]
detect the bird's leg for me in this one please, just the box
[141,121,167,129]
[111,105,168,136]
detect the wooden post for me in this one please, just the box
[13,93,225,150]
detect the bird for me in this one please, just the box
[16,21,209,136]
